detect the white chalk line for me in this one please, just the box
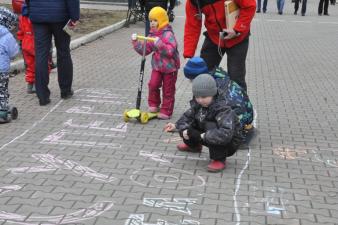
[0,99,64,152]
[233,148,252,225]
[233,109,257,225]
[0,88,98,151]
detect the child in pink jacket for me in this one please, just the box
[132,6,180,119]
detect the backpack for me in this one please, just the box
[211,67,254,127]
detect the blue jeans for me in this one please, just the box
[33,22,73,102]
[277,0,285,13]
[257,0,268,12]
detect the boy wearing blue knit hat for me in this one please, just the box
[183,57,254,130]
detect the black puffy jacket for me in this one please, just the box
[175,97,244,147]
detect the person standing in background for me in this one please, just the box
[256,0,268,13]
[27,0,80,106]
[294,0,307,16]
[277,0,285,14]
[318,0,330,15]
[183,0,256,91]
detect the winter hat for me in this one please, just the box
[0,7,18,31]
[192,74,217,97]
[149,6,169,30]
[184,57,209,80]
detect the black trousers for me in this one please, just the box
[318,0,329,14]
[257,0,268,12]
[294,0,307,14]
[200,34,249,91]
[33,22,73,102]
[183,137,237,161]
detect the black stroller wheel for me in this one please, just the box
[10,107,18,120]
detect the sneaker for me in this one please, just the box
[324,13,330,16]
[27,83,35,94]
[0,111,9,123]
[148,106,158,113]
[207,160,226,172]
[256,10,261,13]
[177,143,202,153]
[32,84,36,93]
[157,113,170,120]
[61,89,74,99]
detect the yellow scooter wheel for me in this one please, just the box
[123,110,129,122]
[140,112,149,124]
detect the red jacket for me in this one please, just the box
[184,0,256,58]
[17,15,35,55]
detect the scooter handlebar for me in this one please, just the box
[136,35,156,42]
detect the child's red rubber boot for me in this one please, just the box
[176,143,202,153]
[207,160,226,172]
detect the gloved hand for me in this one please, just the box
[131,33,138,41]
[188,127,202,142]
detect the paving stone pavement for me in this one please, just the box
[1,1,338,225]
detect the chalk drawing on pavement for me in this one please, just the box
[143,198,197,215]
[248,186,288,216]
[162,137,182,143]
[273,147,307,160]
[139,151,208,164]
[66,106,121,117]
[125,214,200,225]
[0,201,114,225]
[273,146,338,168]
[130,168,206,189]
[64,119,127,132]
[7,154,117,183]
[41,130,123,148]
[0,185,22,196]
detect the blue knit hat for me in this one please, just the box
[184,57,209,80]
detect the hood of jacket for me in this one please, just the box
[0,25,9,38]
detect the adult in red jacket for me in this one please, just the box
[184,0,256,91]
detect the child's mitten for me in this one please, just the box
[131,33,137,41]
